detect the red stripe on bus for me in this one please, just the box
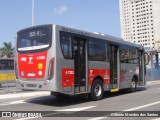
[62,68,110,87]
[88,69,110,85]
[62,68,74,87]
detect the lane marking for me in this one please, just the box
[0,91,50,100]
[88,101,160,120]
[56,105,96,111]
[123,101,160,111]
[0,100,25,106]
[14,106,96,120]
[41,106,96,117]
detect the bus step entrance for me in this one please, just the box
[109,84,118,89]
[74,86,86,93]
[111,88,119,92]
[110,84,119,92]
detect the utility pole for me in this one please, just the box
[32,0,34,26]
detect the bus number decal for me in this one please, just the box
[62,68,74,87]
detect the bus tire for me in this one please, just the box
[130,77,137,92]
[89,79,104,101]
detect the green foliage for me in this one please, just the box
[0,42,14,58]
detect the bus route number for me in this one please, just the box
[29,31,46,38]
[65,70,74,75]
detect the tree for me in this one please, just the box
[0,42,14,58]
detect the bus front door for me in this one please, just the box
[109,44,119,91]
[73,38,86,93]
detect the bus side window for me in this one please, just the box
[130,48,138,64]
[88,40,94,60]
[88,38,106,61]
[60,33,72,59]
[120,48,129,63]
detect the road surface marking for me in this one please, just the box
[88,117,107,120]
[0,91,50,100]
[56,105,96,111]
[0,100,25,106]
[88,101,160,120]
[123,101,160,111]
[42,105,96,117]
[0,100,26,106]
[14,106,96,120]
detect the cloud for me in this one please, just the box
[54,6,68,15]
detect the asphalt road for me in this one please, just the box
[0,81,160,120]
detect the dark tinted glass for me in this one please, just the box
[60,32,72,59]
[0,60,14,70]
[17,26,52,51]
[88,39,106,61]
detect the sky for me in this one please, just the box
[0,0,120,48]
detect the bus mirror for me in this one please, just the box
[145,53,150,65]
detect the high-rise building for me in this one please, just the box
[119,0,160,50]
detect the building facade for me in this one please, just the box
[119,0,160,50]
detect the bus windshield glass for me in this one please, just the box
[17,26,52,52]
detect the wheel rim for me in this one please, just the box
[94,83,102,97]
[131,81,136,88]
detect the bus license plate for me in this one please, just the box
[26,84,37,87]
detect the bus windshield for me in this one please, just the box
[17,25,52,52]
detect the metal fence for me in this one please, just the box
[146,68,160,81]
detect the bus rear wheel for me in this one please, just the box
[89,79,104,101]
[130,77,137,92]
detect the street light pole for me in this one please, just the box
[32,0,34,26]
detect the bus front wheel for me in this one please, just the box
[89,79,104,101]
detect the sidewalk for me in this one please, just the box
[0,83,50,99]
[146,79,160,85]
[0,83,22,94]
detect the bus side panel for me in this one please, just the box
[119,63,139,89]
[88,61,110,93]
[48,26,74,95]
[47,25,62,93]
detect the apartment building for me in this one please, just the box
[119,0,160,50]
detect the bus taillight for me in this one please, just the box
[48,58,54,80]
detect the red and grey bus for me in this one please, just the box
[15,24,148,100]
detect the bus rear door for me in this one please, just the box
[109,44,119,92]
[139,50,145,85]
